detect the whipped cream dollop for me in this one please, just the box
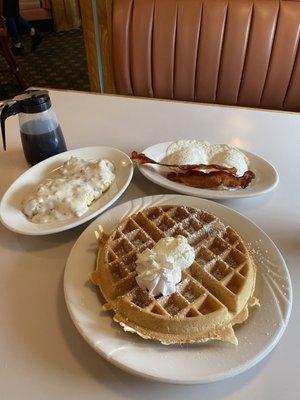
[135,235,195,297]
[164,140,249,176]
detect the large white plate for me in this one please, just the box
[64,194,292,384]
[0,147,133,235]
[137,142,279,199]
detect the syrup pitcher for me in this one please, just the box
[0,90,67,165]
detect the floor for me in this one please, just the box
[0,28,90,100]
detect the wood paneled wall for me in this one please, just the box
[52,0,81,32]
[79,0,115,93]
[80,0,100,92]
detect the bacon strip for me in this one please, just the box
[131,151,237,174]
[131,150,255,189]
[167,170,255,189]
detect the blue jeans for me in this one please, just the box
[6,16,32,44]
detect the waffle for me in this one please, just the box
[91,205,257,345]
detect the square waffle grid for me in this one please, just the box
[106,206,249,317]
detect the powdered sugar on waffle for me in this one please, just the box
[93,205,257,345]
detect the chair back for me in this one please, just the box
[99,0,300,111]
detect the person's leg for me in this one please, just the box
[5,16,25,55]
[15,15,43,51]
[5,16,21,45]
[15,15,34,36]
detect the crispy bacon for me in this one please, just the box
[131,150,255,189]
[131,151,237,174]
[167,170,255,189]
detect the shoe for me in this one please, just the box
[10,45,25,56]
[31,31,43,52]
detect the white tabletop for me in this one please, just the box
[1,89,299,399]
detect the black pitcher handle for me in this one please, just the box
[0,102,21,150]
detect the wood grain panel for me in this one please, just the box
[79,0,100,92]
[97,0,115,93]
[52,0,81,32]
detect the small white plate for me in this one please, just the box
[0,146,133,235]
[137,142,279,199]
[64,194,292,384]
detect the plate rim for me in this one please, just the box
[64,194,292,384]
[0,146,134,235]
[137,141,279,199]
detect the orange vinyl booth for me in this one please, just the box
[96,0,300,112]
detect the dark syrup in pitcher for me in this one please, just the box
[20,120,67,165]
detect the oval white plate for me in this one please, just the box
[137,142,279,199]
[0,146,133,235]
[64,194,292,384]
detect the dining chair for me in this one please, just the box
[98,0,300,112]
[0,0,28,93]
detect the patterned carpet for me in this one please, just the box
[0,28,90,100]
